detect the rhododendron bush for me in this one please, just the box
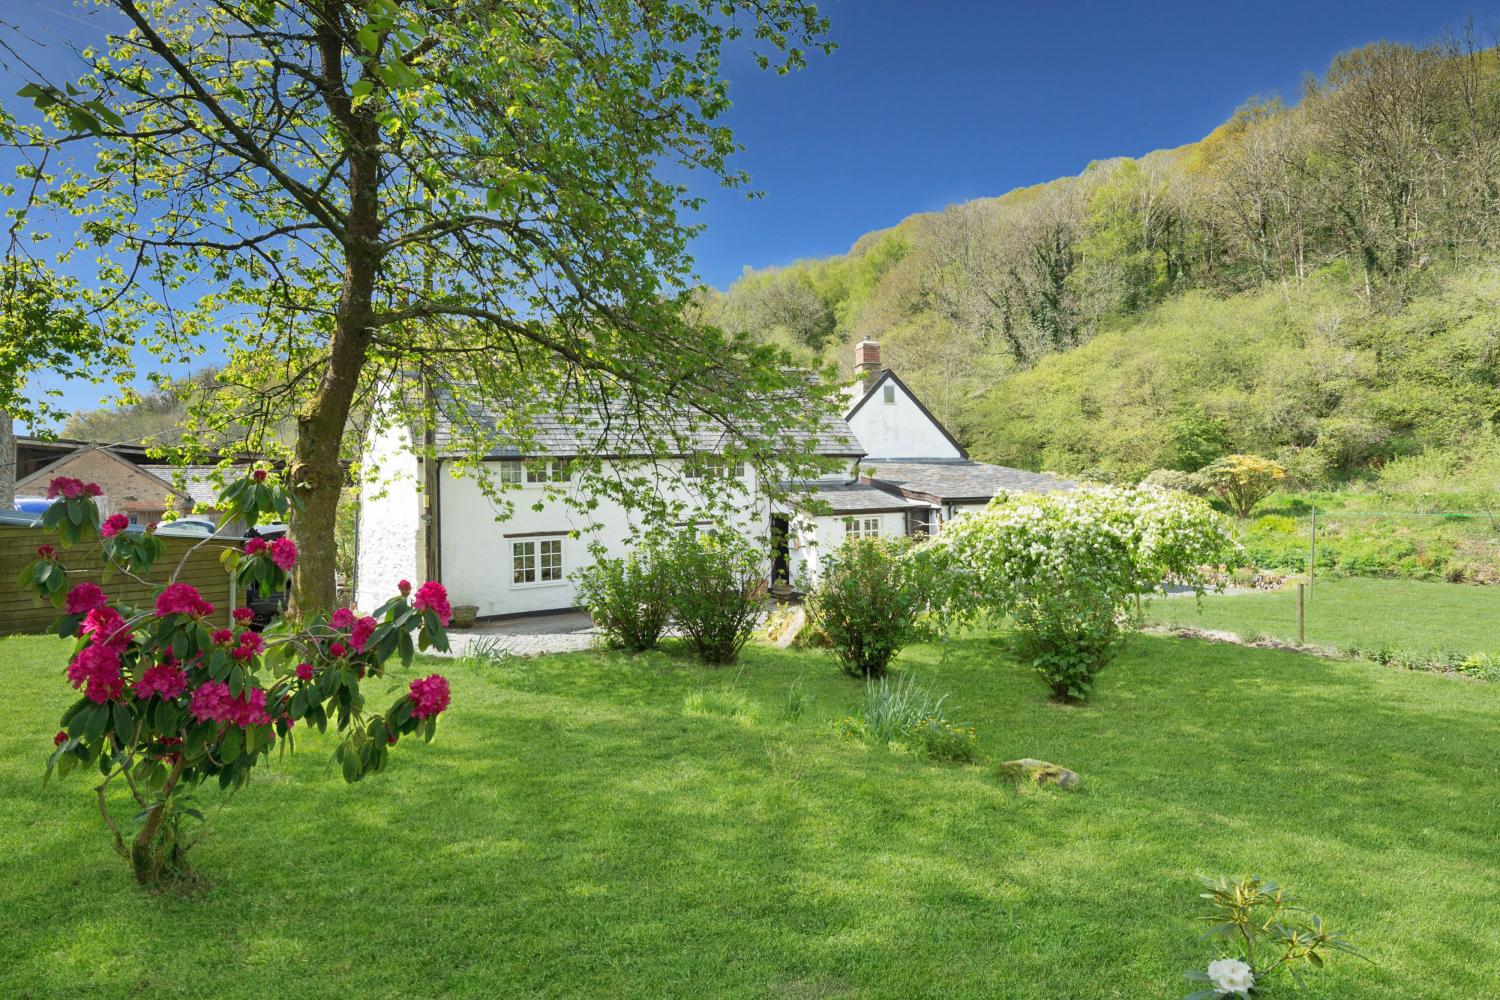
[21,471,453,885]
[925,486,1239,702]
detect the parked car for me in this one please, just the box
[12,496,50,513]
[153,516,221,538]
[244,523,291,628]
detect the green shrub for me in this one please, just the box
[929,486,1239,702]
[907,716,981,763]
[574,545,672,652]
[664,529,764,665]
[806,536,932,678]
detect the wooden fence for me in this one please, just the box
[0,525,240,637]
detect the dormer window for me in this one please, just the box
[882,384,896,404]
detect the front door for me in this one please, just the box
[769,515,791,584]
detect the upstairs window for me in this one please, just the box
[843,516,880,540]
[498,461,522,484]
[687,458,746,479]
[882,384,896,405]
[524,460,571,484]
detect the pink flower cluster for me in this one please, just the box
[351,615,377,652]
[233,607,254,625]
[408,673,451,719]
[80,605,131,649]
[295,662,314,682]
[269,537,297,571]
[100,513,130,539]
[65,582,108,616]
[46,477,102,500]
[189,681,270,727]
[134,663,187,701]
[413,581,452,626]
[244,537,267,556]
[330,607,356,629]
[231,630,265,661]
[155,582,215,619]
[36,544,57,560]
[67,643,125,703]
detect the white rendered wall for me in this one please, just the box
[846,378,962,460]
[439,461,769,617]
[354,422,424,612]
[786,509,914,588]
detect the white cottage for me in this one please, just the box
[355,341,1069,619]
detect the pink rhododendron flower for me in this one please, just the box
[46,476,85,499]
[190,681,233,723]
[412,581,452,626]
[295,662,314,682]
[329,641,347,658]
[252,468,267,482]
[155,582,215,618]
[330,607,356,630]
[211,628,234,646]
[408,673,451,719]
[100,513,129,539]
[134,663,187,701]
[233,607,254,624]
[397,579,412,597]
[67,643,125,703]
[228,687,270,727]
[79,605,131,649]
[65,582,108,616]
[351,615,377,652]
[54,730,69,746]
[232,631,265,661]
[269,537,297,571]
[36,544,57,560]
[244,537,267,556]
[84,482,103,497]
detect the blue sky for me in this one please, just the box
[689,0,1490,288]
[0,0,1489,422]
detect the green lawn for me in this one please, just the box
[1148,576,1500,656]
[3,630,1499,998]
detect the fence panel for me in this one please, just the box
[0,525,240,637]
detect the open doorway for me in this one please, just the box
[769,514,791,584]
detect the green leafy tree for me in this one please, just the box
[806,536,932,678]
[1200,454,1286,519]
[1,0,837,613]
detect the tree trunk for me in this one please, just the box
[289,5,381,616]
[0,409,14,511]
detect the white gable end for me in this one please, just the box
[845,374,963,460]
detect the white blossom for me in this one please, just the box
[1207,957,1255,996]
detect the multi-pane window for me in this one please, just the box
[512,537,564,585]
[524,460,571,484]
[843,516,880,539]
[687,458,746,479]
[498,461,522,484]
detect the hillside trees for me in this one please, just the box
[1,0,838,613]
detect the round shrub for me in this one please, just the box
[664,529,765,665]
[929,486,1239,702]
[574,545,672,651]
[806,536,932,678]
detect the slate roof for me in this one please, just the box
[796,481,929,515]
[430,384,863,459]
[142,466,229,508]
[862,459,1074,504]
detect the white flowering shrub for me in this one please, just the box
[926,487,1239,701]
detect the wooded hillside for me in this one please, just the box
[697,35,1500,486]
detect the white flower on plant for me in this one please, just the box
[1207,957,1255,996]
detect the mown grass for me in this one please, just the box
[3,629,1498,998]
[1148,576,1500,655]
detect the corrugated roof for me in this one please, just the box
[863,459,1074,503]
[430,384,863,459]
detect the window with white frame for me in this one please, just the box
[843,516,880,539]
[512,537,565,584]
[524,459,571,484]
[686,457,746,479]
[498,461,522,484]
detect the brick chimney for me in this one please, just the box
[854,340,882,393]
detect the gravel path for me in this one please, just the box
[436,611,601,658]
